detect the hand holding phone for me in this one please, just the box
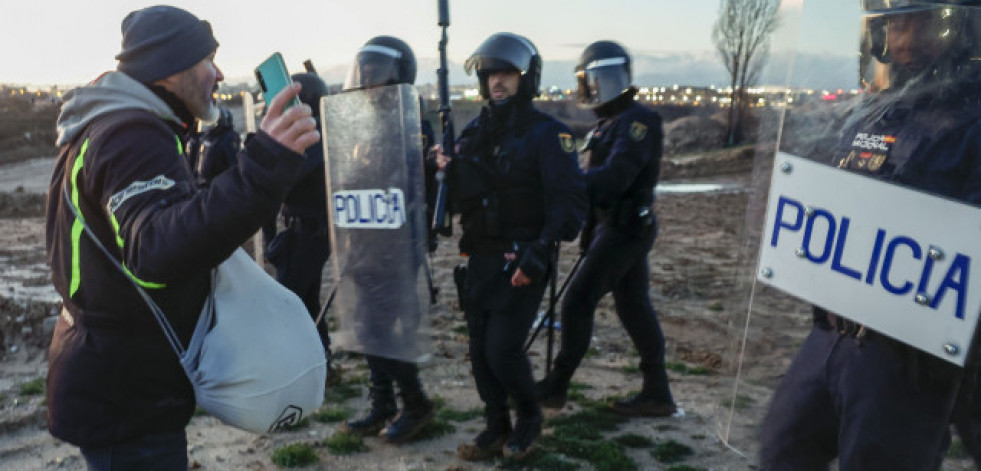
[255,52,301,110]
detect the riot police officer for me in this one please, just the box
[336,36,439,444]
[759,2,981,469]
[264,72,334,369]
[536,40,678,419]
[187,106,240,186]
[437,32,587,460]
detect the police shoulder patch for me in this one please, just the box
[629,121,647,141]
[558,133,575,153]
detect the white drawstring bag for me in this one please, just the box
[181,248,327,433]
[64,183,326,434]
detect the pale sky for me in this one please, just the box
[1,0,857,87]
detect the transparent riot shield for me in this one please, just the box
[322,83,432,362]
[720,0,981,466]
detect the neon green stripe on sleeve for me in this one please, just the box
[68,139,89,298]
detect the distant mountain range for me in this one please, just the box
[231,50,856,92]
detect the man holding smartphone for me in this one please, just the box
[46,5,318,469]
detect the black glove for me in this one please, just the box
[517,240,552,282]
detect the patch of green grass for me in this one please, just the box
[18,378,44,396]
[665,361,711,376]
[345,374,370,385]
[309,405,350,423]
[539,434,635,471]
[430,395,448,409]
[545,405,627,431]
[720,394,755,410]
[552,422,602,441]
[323,382,362,403]
[567,389,588,403]
[282,417,310,431]
[437,407,483,422]
[614,433,653,448]
[270,442,319,467]
[948,437,969,459]
[193,406,208,417]
[538,406,636,470]
[583,346,601,359]
[452,324,469,335]
[566,379,593,403]
[666,466,705,471]
[325,431,367,455]
[500,448,580,470]
[409,416,455,441]
[620,365,641,374]
[651,439,694,463]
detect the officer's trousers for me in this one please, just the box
[759,325,956,471]
[553,222,673,403]
[464,252,547,418]
[268,223,331,350]
[365,354,424,398]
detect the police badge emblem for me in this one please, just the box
[558,133,575,153]
[868,154,887,172]
[630,121,647,141]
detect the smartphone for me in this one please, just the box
[255,52,301,110]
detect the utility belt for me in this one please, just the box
[822,311,873,340]
[597,202,655,229]
[465,239,530,256]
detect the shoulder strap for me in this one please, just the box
[61,184,186,358]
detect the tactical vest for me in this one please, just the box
[453,109,550,252]
[832,97,981,200]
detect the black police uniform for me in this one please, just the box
[759,71,981,471]
[544,90,676,412]
[187,108,240,186]
[452,97,587,442]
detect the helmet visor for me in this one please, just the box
[862,0,946,14]
[343,45,402,91]
[859,5,966,90]
[464,33,536,76]
[576,57,630,106]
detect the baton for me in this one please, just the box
[524,250,585,359]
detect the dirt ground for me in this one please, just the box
[0,148,975,470]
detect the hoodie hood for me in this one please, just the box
[56,71,182,146]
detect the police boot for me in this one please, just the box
[535,365,573,409]
[457,410,512,461]
[502,404,543,460]
[341,382,397,436]
[611,372,677,418]
[382,388,435,444]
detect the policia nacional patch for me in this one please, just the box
[630,121,648,141]
[558,133,575,153]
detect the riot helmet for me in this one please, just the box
[464,32,541,100]
[343,36,417,91]
[291,72,329,115]
[575,41,633,108]
[860,0,981,90]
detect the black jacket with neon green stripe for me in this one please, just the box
[46,71,306,447]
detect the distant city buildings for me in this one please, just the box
[2,82,862,111]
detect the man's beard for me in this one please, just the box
[199,101,220,124]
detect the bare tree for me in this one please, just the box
[712,0,780,146]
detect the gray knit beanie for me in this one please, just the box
[115,5,219,83]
